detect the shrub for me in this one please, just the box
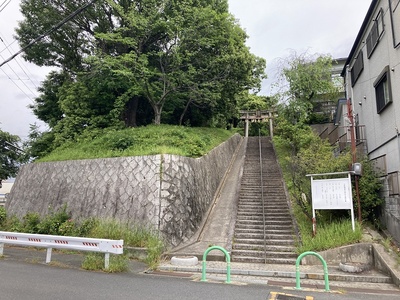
[296,217,363,254]
[0,205,165,271]
[22,212,41,233]
[4,215,22,232]
[76,217,99,237]
[36,205,71,235]
[0,206,6,228]
[82,253,129,273]
[145,236,165,270]
[58,219,77,236]
[356,156,384,224]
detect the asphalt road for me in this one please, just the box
[0,259,398,300]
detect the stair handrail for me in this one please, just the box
[258,130,267,264]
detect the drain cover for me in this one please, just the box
[267,292,314,300]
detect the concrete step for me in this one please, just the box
[232,244,296,252]
[238,205,289,211]
[236,217,291,222]
[232,256,297,264]
[234,238,295,246]
[234,228,294,235]
[236,212,292,219]
[235,225,294,231]
[234,232,295,240]
[236,210,291,217]
[231,249,298,259]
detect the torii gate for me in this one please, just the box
[239,110,275,137]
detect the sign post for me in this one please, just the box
[307,172,355,235]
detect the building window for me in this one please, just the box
[390,0,400,48]
[350,51,363,86]
[371,155,387,176]
[388,172,400,195]
[366,8,384,58]
[374,66,392,113]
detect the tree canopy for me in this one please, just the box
[0,129,23,185]
[275,51,340,126]
[16,0,266,148]
[273,52,341,154]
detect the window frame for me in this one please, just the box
[374,66,392,114]
[350,51,364,86]
[390,0,400,48]
[366,8,385,58]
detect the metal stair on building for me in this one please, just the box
[231,137,298,264]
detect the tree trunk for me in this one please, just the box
[123,97,139,127]
[153,105,162,125]
[179,98,193,126]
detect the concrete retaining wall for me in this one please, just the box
[382,196,400,245]
[301,243,374,265]
[301,242,400,287]
[6,134,242,247]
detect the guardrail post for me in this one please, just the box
[201,246,231,284]
[295,251,330,291]
[46,248,52,263]
[105,253,110,269]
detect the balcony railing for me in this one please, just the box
[318,124,367,154]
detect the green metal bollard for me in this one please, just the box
[201,246,231,284]
[295,251,330,291]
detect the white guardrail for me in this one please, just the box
[0,231,124,269]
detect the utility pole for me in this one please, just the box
[347,98,362,222]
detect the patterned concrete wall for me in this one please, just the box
[6,134,242,246]
[382,196,400,245]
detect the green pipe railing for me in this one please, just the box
[295,251,330,291]
[201,246,231,284]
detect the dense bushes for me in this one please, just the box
[0,205,164,270]
[273,117,384,254]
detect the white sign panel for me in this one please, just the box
[311,177,353,210]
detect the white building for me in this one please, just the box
[0,178,14,205]
[342,0,400,242]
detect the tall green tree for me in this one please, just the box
[93,0,265,125]
[16,0,265,138]
[275,52,340,125]
[16,0,116,72]
[274,52,340,154]
[29,71,68,129]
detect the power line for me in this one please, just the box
[0,0,98,68]
[0,32,40,90]
[0,0,11,13]
[0,67,35,101]
[0,54,38,96]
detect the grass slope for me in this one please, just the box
[38,125,236,162]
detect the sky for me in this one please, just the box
[0,0,372,139]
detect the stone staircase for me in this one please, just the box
[231,137,298,264]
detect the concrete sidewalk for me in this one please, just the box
[156,253,400,296]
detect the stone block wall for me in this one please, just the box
[382,196,400,245]
[6,134,242,246]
